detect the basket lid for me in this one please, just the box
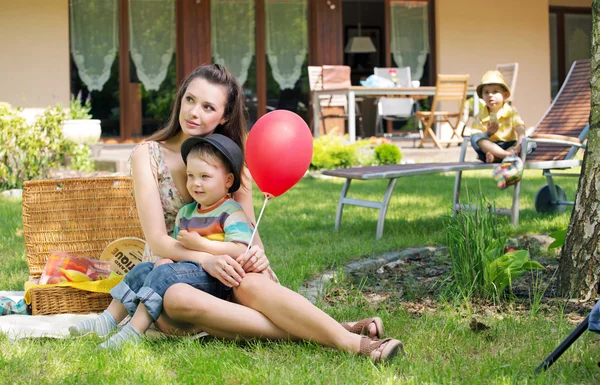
[99,237,146,275]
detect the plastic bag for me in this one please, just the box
[359,75,395,88]
[39,250,111,285]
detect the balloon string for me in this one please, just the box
[246,194,271,253]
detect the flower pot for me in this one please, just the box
[62,119,102,144]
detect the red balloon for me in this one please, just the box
[246,110,313,197]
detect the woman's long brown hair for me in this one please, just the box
[147,63,247,155]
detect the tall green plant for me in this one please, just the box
[69,90,93,120]
[445,194,544,300]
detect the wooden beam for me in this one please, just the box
[176,0,211,84]
[308,0,343,65]
[256,0,266,118]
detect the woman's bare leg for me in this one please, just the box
[162,280,394,360]
[161,283,293,340]
[233,274,363,353]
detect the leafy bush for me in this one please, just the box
[0,103,95,190]
[311,133,357,170]
[445,194,544,300]
[311,134,404,170]
[374,143,402,165]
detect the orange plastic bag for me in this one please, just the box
[39,250,111,285]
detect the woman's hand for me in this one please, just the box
[202,254,245,287]
[236,245,270,273]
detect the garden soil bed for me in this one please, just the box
[323,235,598,324]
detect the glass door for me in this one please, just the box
[549,7,592,98]
[69,0,177,141]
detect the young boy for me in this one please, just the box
[69,134,253,349]
[470,70,527,163]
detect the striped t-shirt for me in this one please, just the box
[172,197,253,245]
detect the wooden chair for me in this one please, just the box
[415,74,469,148]
[496,62,519,102]
[308,65,363,136]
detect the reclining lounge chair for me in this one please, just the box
[322,59,590,239]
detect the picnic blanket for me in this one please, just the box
[0,291,97,340]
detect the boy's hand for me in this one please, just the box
[487,122,499,135]
[512,142,522,155]
[177,230,207,251]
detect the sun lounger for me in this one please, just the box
[322,59,590,239]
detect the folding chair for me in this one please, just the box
[373,67,420,143]
[416,74,469,149]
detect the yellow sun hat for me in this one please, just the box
[476,70,510,98]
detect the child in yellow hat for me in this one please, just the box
[470,70,527,163]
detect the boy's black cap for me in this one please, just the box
[181,134,243,193]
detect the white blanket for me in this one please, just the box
[0,291,207,341]
[0,291,98,340]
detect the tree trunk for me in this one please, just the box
[557,0,600,299]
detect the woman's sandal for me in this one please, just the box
[359,336,404,363]
[341,317,385,339]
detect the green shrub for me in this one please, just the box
[0,103,95,190]
[311,134,357,170]
[444,193,544,301]
[354,140,376,166]
[311,135,404,170]
[374,143,402,165]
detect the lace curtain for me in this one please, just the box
[265,0,307,90]
[211,1,255,86]
[129,0,175,91]
[69,0,118,91]
[390,1,429,81]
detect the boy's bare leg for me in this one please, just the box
[68,300,128,337]
[477,139,512,163]
[99,303,153,349]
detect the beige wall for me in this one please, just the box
[549,0,591,7]
[435,0,551,127]
[0,0,70,109]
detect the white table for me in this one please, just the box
[312,86,478,143]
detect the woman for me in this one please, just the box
[76,64,403,362]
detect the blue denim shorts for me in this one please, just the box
[110,261,231,321]
[471,133,536,162]
[470,133,515,161]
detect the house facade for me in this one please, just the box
[0,0,591,142]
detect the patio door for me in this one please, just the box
[549,6,592,98]
[211,0,309,127]
[69,0,177,142]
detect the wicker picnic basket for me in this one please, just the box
[22,177,144,315]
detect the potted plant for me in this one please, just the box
[62,91,102,151]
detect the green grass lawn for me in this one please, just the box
[1,170,598,384]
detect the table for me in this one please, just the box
[311,86,478,143]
